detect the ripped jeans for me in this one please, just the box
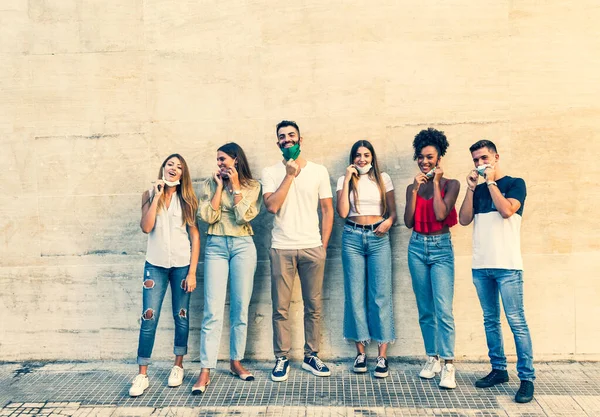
[136,261,191,365]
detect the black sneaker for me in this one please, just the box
[374,356,389,378]
[475,369,509,388]
[353,353,367,373]
[271,356,290,382]
[302,354,331,376]
[515,380,535,403]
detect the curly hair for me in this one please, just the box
[412,128,449,160]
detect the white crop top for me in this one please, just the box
[336,172,394,217]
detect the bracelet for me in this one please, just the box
[232,189,242,196]
[468,187,475,192]
[486,181,497,187]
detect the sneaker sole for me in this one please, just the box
[439,382,457,389]
[353,367,368,373]
[515,395,534,403]
[302,363,331,377]
[129,386,148,397]
[168,380,183,388]
[475,378,509,388]
[374,370,389,378]
[271,368,290,382]
[419,372,438,379]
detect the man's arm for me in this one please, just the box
[319,197,334,250]
[263,160,299,214]
[485,168,522,219]
[459,169,479,226]
[488,185,521,219]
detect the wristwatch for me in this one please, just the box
[486,181,498,187]
[232,189,242,196]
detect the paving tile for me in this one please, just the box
[2,362,600,416]
[536,395,588,416]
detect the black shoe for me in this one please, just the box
[271,356,290,382]
[515,380,535,403]
[374,356,389,378]
[353,353,367,373]
[302,354,331,377]
[475,369,509,388]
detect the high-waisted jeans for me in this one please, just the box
[342,224,395,344]
[136,261,191,365]
[200,235,257,368]
[472,268,535,381]
[408,232,456,360]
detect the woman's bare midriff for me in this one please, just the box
[347,215,384,225]
[417,225,451,236]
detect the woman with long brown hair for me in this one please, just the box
[336,140,397,378]
[129,154,200,397]
[192,142,261,394]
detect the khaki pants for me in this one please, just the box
[269,246,326,357]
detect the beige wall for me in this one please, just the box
[1,0,599,362]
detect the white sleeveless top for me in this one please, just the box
[146,190,191,268]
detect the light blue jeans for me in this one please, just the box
[472,268,535,381]
[342,224,395,344]
[407,232,456,360]
[200,235,257,368]
[137,262,191,365]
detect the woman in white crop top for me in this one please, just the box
[336,140,397,378]
[129,154,200,398]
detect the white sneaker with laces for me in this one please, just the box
[419,356,442,379]
[439,363,457,389]
[167,365,184,387]
[129,374,149,397]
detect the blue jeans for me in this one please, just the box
[200,235,257,368]
[342,225,395,344]
[407,232,455,360]
[137,262,191,365]
[472,268,535,381]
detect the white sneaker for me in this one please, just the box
[167,365,184,387]
[129,374,149,397]
[439,363,457,389]
[419,356,442,379]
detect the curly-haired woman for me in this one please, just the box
[404,128,460,389]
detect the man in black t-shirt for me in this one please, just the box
[459,140,535,404]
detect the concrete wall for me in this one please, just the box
[1,0,599,362]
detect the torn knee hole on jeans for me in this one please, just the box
[143,279,155,289]
[142,309,154,320]
[178,308,187,319]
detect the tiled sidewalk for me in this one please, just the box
[1,361,599,416]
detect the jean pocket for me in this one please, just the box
[435,239,453,250]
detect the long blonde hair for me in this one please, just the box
[348,140,387,216]
[155,154,198,226]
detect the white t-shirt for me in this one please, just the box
[336,173,393,217]
[261,161,333,250]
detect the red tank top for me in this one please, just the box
[413,182,458,234]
